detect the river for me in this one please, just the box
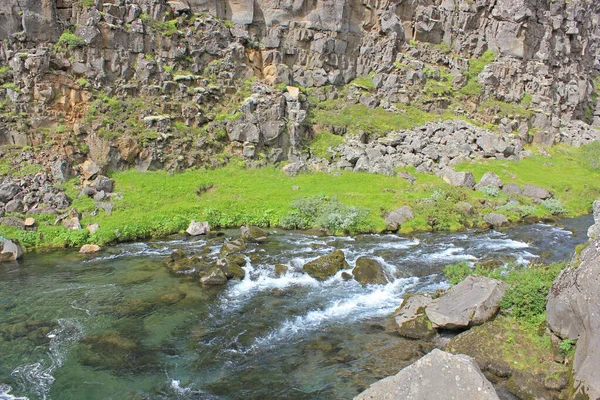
[0,215,592,400]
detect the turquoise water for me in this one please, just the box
[0,216,591,400]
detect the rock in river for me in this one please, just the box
[390,294,435,340]
[354,348,500,400]
[352,257,389,285]
[303,249,349,281]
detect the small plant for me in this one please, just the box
[541,198,567,215]
[350,76,375,90]
[55,30,86,51]
[443,261,473,285]
[559,339,575,354]
[478,186,499,197]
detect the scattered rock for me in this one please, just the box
[200,268,228,285]
[384,206,414,231]
[282,161,307,177]
[220,238,246,256]
[425,275,508,330]
[455,201,474,216]
[484,212,509,228]
[475,172,503,189]
[397,172,416,185]
[62,216,81,230]
[442,169,475,188]
[391,295,435,340]
[186,220,210,236]
[93,175,115,193]
[81,160,101,181]
[303,249,349,281]
[240,225,268,242]
[502,183,523,196]
[86,223,99,234]
[4,199,24,213]
[23,217,36,228]
[79,244,101,254]
[523,184,551,200]
[0,183,20,203]
[352,257,389,285]
[354,349,500,400]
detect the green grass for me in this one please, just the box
[459,50,495,97]
[54,30,86,51]
[455,144,600,215]
[310,132,344,159]
[350,77,375,90]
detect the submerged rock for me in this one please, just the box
[354,349,500,400]
[219,238,246,256]
[425,275,507,330]
[303,249,349,281]
[352,257,389,285]
[391,294,434,340]
[546,237,600,399]
[274,264,288,277]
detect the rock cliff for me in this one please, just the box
[0,0,598,172]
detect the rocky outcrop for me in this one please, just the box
[425,275,507,330]
[303,249,348,281]
[546,237,600,399]
[0,174,69,216]
[354,349,500,400]
[390,294,435,340]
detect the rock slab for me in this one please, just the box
[426,276,507,330]
[354,349,500,400]
[391,294,434,340]
[546,238,600,399]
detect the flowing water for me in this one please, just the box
[0,215,592,400]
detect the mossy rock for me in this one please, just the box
[352,257,389,285]
[303,249,349,281]
[200,268,228,285]
[241,225,269,242]
[274,264,288,277]
[219,238,246,256]
[395,313,435,340]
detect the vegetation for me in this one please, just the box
[54,30,86,51]
[350,77,376,90]
[459,50,495,97]
[310,131,344,160]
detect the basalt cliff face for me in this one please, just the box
[0,0,599,174]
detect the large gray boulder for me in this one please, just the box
[1,239,24,261]
[475,172,503,189]
[484,212,509,228]
[523,184,551,200]
[0,183,20,203]
[426,276,507,330]
[391,294,435,340]
[546,238,600,399]
[384,206,413,231]
[442,169,475,189]
[186,220,210,236]
[354,349,500,400]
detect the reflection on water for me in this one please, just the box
[0,215,592,400]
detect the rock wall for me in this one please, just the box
[0,0,598,171]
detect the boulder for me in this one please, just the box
[546,238,600,399]
[81,160,101,181]
[93,175,115,193]
[63,216,81,230]
[391,294,435,339]
[240,225,268,242]
[4,199,24,213]
[442,169,475,188]
[523,184,551,200]
[274,264,288,277]
[425,276,508,330]
[384,206,414,231]
[219,238,246,256]
[303,249,349,281]
[586,199,600,239]
[200,268,228,285]
[352,257,389,285]
[354,349,500,400]
[282,161,307,177]
[0,183,20,203]
[455,201,474,216]
[484,212,509,228]
[24,217,36,228]
[86,223,99,234]
[475,172,503,189]
[186,220,210,236]
[79,244,101,254]
[1,239,24,261]
[502,183,523,196]
[217,255,246,280]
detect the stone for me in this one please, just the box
[384,206,414,231]
[475,172,503,189]
[200,268,228,285]
[352,257,389,285]
[79,244,101,254]
[186,220,210,236]
[81,160,101,181]
[425,276,508,330]
[0,183,20,203]
[303,249,349,281]
[397,172,416,185]
[240,225,268,242]
[484,212,509,228]
[282,161,307,177]
[354,349,500,400]
[51,159,72,182]
[0,217,25,229]
[93,176,115,193]
[217,256,246,280]
[274,264,288,277]
[24,218,36,227]
[442,169,475,188]
[391,295,435,340]
[455,201,474,216]
[546,238,600,399]
[502,183,523,196]
[62,216,82,230]
[1,239,24,261]
[219,238,246,256]
[86,223,99,234]
[4,199,24,213]
[523,184,551,200]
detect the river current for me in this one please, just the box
[0,215,592,400]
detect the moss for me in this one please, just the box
[310,131,344,160]
[350,76,376,90]
[459,50,496,97]
[54,30,86,51]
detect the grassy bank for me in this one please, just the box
[1,144,599,250]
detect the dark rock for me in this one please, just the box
[303,249,349,281]
[0,183,20,203]
[93,175,115,193]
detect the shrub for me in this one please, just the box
[55,30,86,50]
[478,186,499,197]
[443,261,473,285]
[541,198,567,215]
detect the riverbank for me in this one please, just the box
[1,144,599,251]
